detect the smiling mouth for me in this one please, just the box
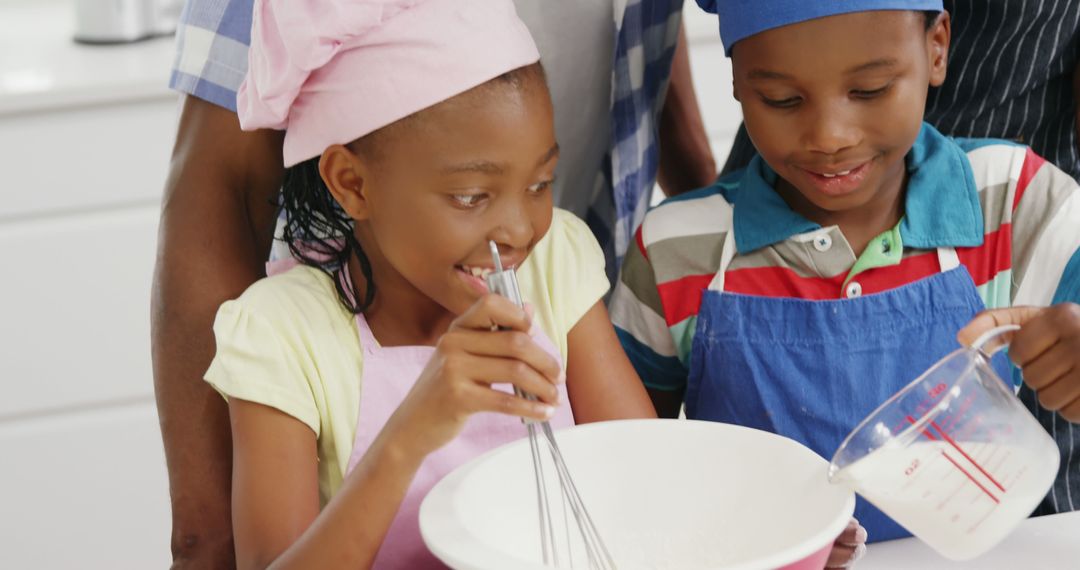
[456,265,495,279]
[803,162,868,178]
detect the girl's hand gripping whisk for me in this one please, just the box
[385,281,561,459]
[485,240,617,570]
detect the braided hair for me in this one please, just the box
[280,157,376,314]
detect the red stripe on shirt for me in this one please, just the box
[655,226,1013,321]
[635,227,648,261]
[853,252,939,295]
[725,266,846,299]
[1013,148,1046,212]
[956,225,1013,285]
[657,273,712,325]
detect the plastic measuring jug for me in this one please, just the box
[828,325,1059,561]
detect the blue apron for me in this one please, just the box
[686,243,1010,542]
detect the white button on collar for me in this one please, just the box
[813,233,833,252]
[846,281,863,299]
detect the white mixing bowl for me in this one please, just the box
[421,419,854,570]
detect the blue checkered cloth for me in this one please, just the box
[169,0,682,276]
[169,0,253,112]
[586,0,683,284]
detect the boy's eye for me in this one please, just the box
[761,95,801,109]
[450,193,487,208]
[527,179,555,194]
[852,84,891,99]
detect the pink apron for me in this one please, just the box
[348,312,575,569]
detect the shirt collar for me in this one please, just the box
[731,123,984,254]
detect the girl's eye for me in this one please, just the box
[761,95,801,109]
[450,193,486,208]
[527,179,554,194]
[852,84,891,99]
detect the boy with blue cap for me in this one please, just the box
[611,0,1080,545]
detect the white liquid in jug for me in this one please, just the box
[838,440,1056,560]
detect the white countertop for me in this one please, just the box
[861,511,1080,569]
[0,1,175,116]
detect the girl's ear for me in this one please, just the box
[927,11,951,88]
[319,144,372,221]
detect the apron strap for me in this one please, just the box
[937,247,960,272]
[354,313,379,353]
[707,233,739,292]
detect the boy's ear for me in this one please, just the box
[927,11,951,88]
[319,144,372,221]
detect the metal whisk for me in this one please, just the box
[485,241,617,570]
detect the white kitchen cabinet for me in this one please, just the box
[0,2,177,569]
[0,403,171,569]
[0,205,160,417]
[0,100,175,219]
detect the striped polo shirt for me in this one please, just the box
[611,123,1080,393]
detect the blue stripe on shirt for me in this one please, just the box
[1052,247,1080,305]
[616,327,688,392]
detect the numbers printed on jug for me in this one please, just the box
[905,458,921,477]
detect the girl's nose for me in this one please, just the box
[488,203,535,252]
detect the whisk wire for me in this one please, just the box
[486,240,615,570]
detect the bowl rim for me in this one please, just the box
[420,418,856,570]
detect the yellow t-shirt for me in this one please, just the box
[204,209,608,505]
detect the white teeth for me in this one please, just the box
[822,173,836,178]
[837,170,851,176]
[462,266,493,279]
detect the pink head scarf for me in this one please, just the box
[237,0,541,167]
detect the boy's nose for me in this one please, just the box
[804,107,860,156]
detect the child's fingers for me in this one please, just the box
[1009,304,1080,367]
[1023,341,1077,392]
[957,306,1043,348]
[825,543,866,569]
[835,519,867,546]
[453,295,530,332]
[1033,366,1080,412]
[464,382,556,421]
[449,329,562,384]
[825,518,866,569]
[459,354,561,404]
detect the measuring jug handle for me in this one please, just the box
[968,324,1021,357]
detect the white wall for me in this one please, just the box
[0,3,741,569]
[684,6,743,167]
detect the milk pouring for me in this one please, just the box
[830,325,1060,560]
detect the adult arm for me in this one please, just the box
[656,23,717,197]
[151,95,285,569]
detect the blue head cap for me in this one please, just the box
[696,0,944,56]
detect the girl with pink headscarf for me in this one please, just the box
[203,1,656,567]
